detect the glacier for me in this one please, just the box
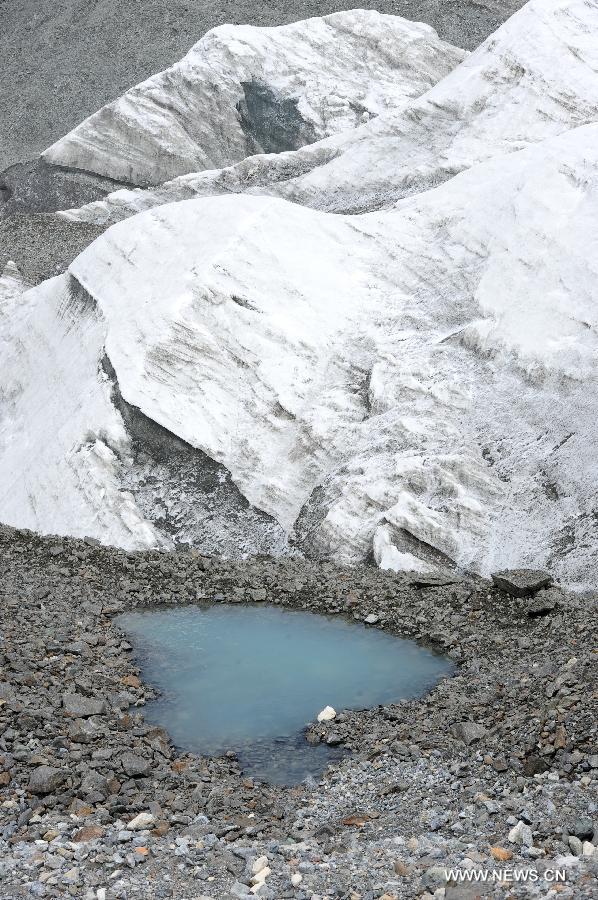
[2,0,598,589]
[67,125,598,589]
[43,10,465,186]
[0,267,159,550]
[61,0,598,226]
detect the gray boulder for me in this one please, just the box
[527,587,561,616]
[120,751,150,777]
[79,770,109,798]
[451,721,487,745]
[491,569,552,597]
[570,818,594,841]
[28,765,68,795]
[62,693,106,717]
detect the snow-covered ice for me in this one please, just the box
[0,271,159,549]
[65,125,598,588]
[0,261,30,307]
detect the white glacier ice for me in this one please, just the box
[2,1,598,589]
[0,271,159,549]
[0,261,31,307]
[43,10,465,187]
[60,0,598,227]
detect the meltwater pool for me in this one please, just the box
[117,603,452,785]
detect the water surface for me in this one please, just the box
[118,603,452,784]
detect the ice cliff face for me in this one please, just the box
[67,125,598,588]
[61,0,598,226]
[2,1,598,588]
[0,269,159,550]
[43,11,465,186]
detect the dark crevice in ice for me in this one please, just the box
[237,81,318,155]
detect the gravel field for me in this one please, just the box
[0,525,596,898]
[0,214,104,284]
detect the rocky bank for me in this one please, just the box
[0,525,596,898]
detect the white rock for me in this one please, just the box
[291,872,303,887]
[568,835,583,856]
[126,813,155,831]
[508,821,533,847]
[554,854,580,868]
[582,841,595,857]
[251,866,271,885]
[251,856,269,875]
[317,706,336,722]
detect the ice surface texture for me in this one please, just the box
[2,2,597,588]
[44,11,465,186]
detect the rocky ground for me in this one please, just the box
[0,215,104,285]
[0,524,596,898]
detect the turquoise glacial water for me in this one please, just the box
[117,603,452,785]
